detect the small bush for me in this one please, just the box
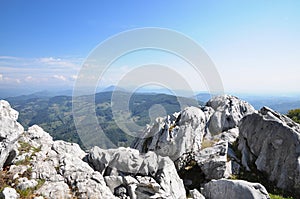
[287,109,300,124]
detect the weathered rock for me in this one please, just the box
[104,176,124,193]
[8,165,29,180]
[202,179,270,199]
[25,125,53,148]
[0,187,19,199]
[35,181,72,199]
[132,106,206,164]
[0,100,24,169]
[212,128,239,144]
[189,189,205,199]
[59,154,115,199]
[52,140,86,159]
[238,106,300,195]
[195,141,231,180]
[86,146,186,199]
[16,177,38,190]
[114,186,129,199]
[206,95,255,135]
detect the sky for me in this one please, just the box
[0,0,300,97]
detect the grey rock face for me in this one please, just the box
[202,179,270,199]
[195,141,231,180]
[206,95,255,135]
[131,95,253,190]
[189,189,205,199]
[238,106,300,195]
[35,181,72,199]
[0,187,19,199]
[59,154,115,199]
[86,146,186,199]
[132,106,206,163]
[0,100,24,169]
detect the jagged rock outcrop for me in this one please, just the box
[0,100,186,199]
[195,141,231,180]
[205,95,255,136]
[238,106,300,196]
[132,106,206,163]
[3,96,298,198]
[131,95,254,188]
[202,179,270,199]
[0,100,117,198]
[85,146,186,199]
[0,100,24,169]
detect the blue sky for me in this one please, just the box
[0,1,300,96]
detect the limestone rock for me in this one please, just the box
[52,140,86,159]
[238,106,300,195]
[189,189,205,199]
[59,154,115,199]
[132,106,206,163]
[206,95,255,135]
[0,187,19,199]
[195,141,231,180]
[86,146,186,199]
[202,179,270,199]
[0,100,24,169]
[35,181,72,199]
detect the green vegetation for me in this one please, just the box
[16,141,42,166]
[269,194,293,199]
[287,108,300,124]
[16,179,45,198]
[1,141,45,198]
[9,91,202,148]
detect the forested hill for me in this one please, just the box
[6,91,201,149]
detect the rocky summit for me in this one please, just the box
[0,95,300,199]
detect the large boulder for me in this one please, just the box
[85,146,186,199]
[132,106,206,164]
[195,141,231,180]
[0,100,24,169]
[238,106,300,196]
[206,95,255,135]
[202,179,270,199]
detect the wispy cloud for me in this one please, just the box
[0,56,82,69]
[0,56,21,60]
[53,75,67,81]
[38,57,78,68]
[0,55,83,90]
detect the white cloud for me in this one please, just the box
[25,76,33,81]
[53,75,67,81]
[0,73,3,81]
[38,57,78,68]
[71,75,78,80]
[0,56,20,60]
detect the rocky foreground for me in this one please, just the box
[0,95,300,199]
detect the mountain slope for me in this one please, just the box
[6,91,202,148]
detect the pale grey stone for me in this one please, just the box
[238,106,300,195]
[0,187,19,199]
[202,179,270,199]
